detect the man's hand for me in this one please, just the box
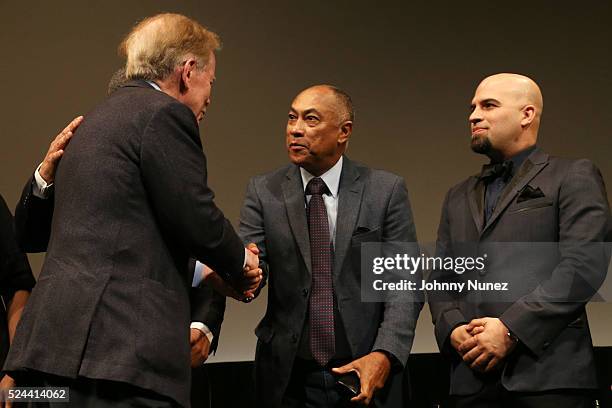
[450,324,475,355]
[241,243,262,300]
[244,243,260,271]
[246,242,259,256]
[331,351,391,405]
[242,266,263,297]
[39,116,83,183]
[204,270,255,301]
[0,374,15,408]
[190,328,211,367]
[458,317,517,373]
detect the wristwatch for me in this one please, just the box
[507,330,519,344]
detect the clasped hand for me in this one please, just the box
[450,317,517,373]
[203,243,262,301]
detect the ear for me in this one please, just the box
[179,58,198,94]
[338,120,353,144]
[520,105,536,127]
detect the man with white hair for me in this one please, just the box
[4,13,259,407]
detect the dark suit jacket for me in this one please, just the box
[0,194,35,369]
[14,181,227,351]
[4,80,245,407]
[239,157,422,408]
[429,148,611,395]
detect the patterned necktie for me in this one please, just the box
[305,177,335,366]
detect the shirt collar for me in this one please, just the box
[508,145,536,171]
[146,80,162,91]
[300,156,343,198]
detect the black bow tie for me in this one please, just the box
[479,160,514,182]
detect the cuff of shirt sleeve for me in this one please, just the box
[190,322,214,344]
[243,248,248,268]
[193,262,205,287]
[33,164,53,199]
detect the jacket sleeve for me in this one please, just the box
[190,285,226,353]
[428,188,469,359]
[139,101,245,282]
[500,159,611,357]
[238,176,269,299]
[14,176,54,253]
[371,176,423,368]
[0,194,35,299]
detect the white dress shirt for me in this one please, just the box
[300,155,343,245]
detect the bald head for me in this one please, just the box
[286,84,354,176]
[469,73,543,160]
[478,73,543,117]
[295,85,354,123]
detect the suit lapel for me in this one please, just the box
[282,166,312,274]
[467,176,485,235]
[333,158,365,276]
[482,149,549,234]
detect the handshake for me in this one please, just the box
[201,243,264,302]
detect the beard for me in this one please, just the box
[471,135,492,155]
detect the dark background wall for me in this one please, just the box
[0,0,610,361]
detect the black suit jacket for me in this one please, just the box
[0,194,35,369]
[14,177,227,350]
[429,148,611,395]
[4,80,244,407]
[240,157,422,408]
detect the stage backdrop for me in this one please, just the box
[0,0,610,362]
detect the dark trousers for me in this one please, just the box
[451,377,595,408]
[281,358,355,408]
[22,372,178,408]
[191,366,212,408]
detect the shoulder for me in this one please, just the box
[248,163,295,185]
[108,82,195,124]
[437,173,477,206]
[546,155,602,177]
[347,159,404,188]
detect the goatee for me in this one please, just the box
[471,135,492,155]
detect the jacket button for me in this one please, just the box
[543,342,550,349]
[302,288,309,297]
[291,333,299,343]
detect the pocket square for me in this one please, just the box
[353,226,371,236]
[516,185,545,203]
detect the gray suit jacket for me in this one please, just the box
[239,157,422,408]
[4,80,245,407]
[14,177,228,351]
[429,148,611,395]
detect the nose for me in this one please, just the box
[469,107,482,125]
[288,119,305,138]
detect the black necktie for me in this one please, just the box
[305,177,335,366]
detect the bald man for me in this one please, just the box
[429,73,610,407]
[240,85,421,407]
